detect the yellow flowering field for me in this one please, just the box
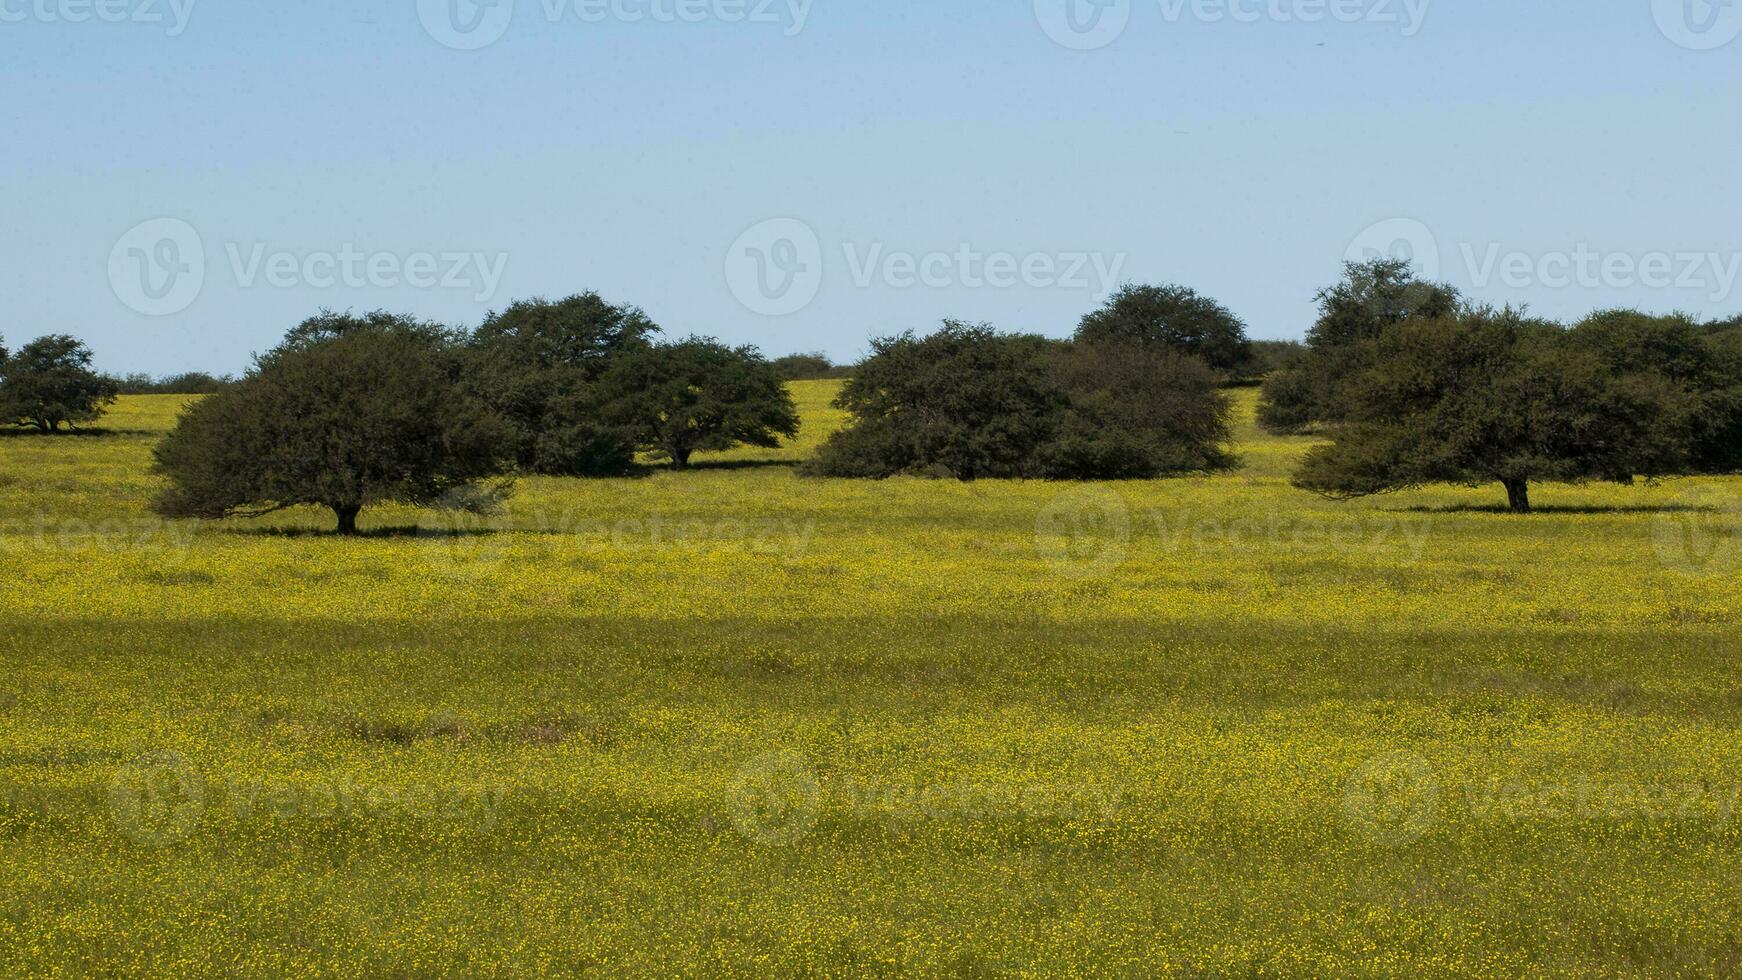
[2,382,1740,975]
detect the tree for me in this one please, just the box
[806,323,1063,479]
[804,321,1233,480]
[465,293,659,474]
[1292,308,1698,513]
[1568,310,1742,475]
[1258,259,1460,433]
[1040,342,1235,478]
[599,338,799,469]
[1702,326,1742,473]
[1075,283,1254,376]
[0,335,119,432]
[152,312,511,535]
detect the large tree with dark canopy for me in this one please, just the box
[1292,307,1700,513]
[1039,341,1235,478]
[465,293,659,475]
[597,337,800,469]
[806,323,1064,479]
[1258,259,1460,434]
[1075,283,1254,377]
[1566,310,1742,475]
[152,312,511,534]
[804,321,1232,480]
[0,334,119,431]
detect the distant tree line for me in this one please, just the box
[770,353,854,381]
[15,262,1742,528]
[116,372,235,395]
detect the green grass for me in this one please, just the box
[2,385,1740,975]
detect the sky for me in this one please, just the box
[3,0,1741,375]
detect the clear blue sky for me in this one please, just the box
[4,0,1740,375]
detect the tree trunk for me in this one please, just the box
[1503,479,1531,514]
[671,448,692,470]
[333,504,362,536]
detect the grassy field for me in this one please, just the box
[2,383,1741,975]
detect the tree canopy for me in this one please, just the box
[152,312,511,534]
[597,338,800,469]
[1567,310,1742,476]
[1258,259,1460,433]
[1075,283,1254,377]
[465,293,659,475]
[0,334,118,432]
[804,321,1232,480]
[1292,307,1703,513]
